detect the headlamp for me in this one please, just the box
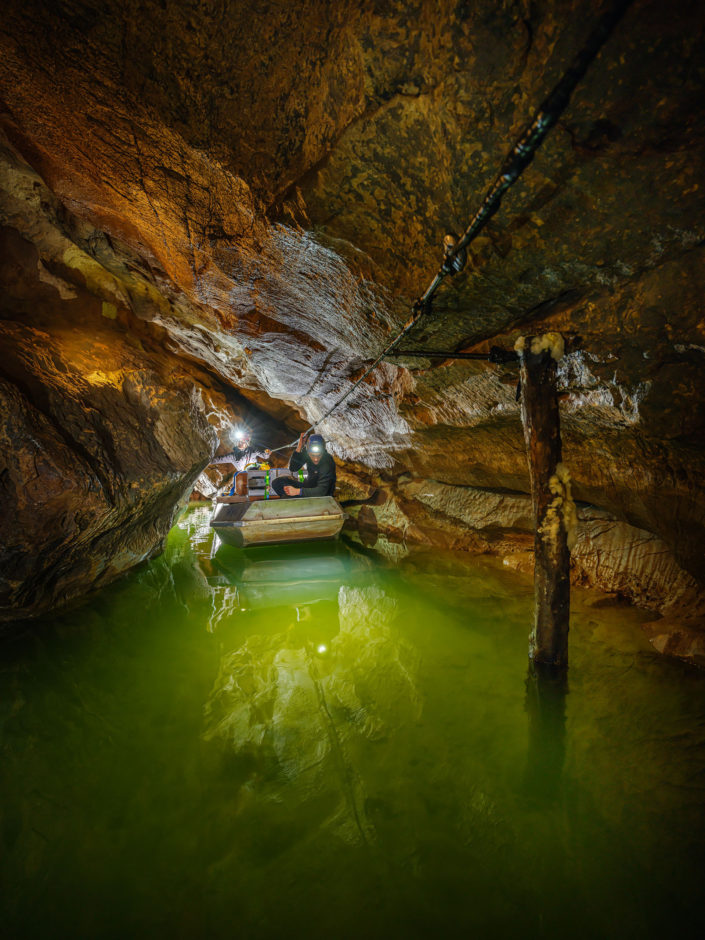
[310,444,322,454]
[234,425,250,446]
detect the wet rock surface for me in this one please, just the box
[0,1,704,651]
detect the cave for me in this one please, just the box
[1,1,704,936]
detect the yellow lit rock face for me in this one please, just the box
[0,209,286,622]
[0,313,212,619]
[0,1,704,641]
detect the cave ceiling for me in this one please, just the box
[1,0,705,622]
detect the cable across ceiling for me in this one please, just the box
[270,0,634,454]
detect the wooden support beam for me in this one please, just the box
[517,335,572,671]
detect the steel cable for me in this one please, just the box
[269,0,633,454]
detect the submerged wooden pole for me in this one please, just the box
[524,660,568,801]
[516,334,575,672]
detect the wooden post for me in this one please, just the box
[518,335,571,671]
[524,660,568,801]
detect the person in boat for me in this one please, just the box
[211,427,271,473]
[270,433,336,499]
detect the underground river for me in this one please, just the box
[2,505,705,939]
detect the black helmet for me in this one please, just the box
[308,434,325,454]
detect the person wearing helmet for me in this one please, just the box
[211,426,271,473]
[270,432,336,498]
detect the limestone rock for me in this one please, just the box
[0,317,215,622]
[344,475,705,641]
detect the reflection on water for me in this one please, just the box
[524,663,568,803]
[204,573,421,851]
[212,543,354,610]
[1,504,705,939]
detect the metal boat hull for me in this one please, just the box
[210,495,344,547]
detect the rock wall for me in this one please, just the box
[0,310,214,621]
[339,473,705,663]
[0,1,704,651]
[0,136,291,622]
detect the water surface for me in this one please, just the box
[2,505,705,938]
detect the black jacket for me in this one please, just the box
[289,447,336,497]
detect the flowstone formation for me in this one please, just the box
[1,0,704,654]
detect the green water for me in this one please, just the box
[2,505,705,939]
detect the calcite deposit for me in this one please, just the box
[1,0,704,656]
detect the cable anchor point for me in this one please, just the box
[441,233,468,275]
